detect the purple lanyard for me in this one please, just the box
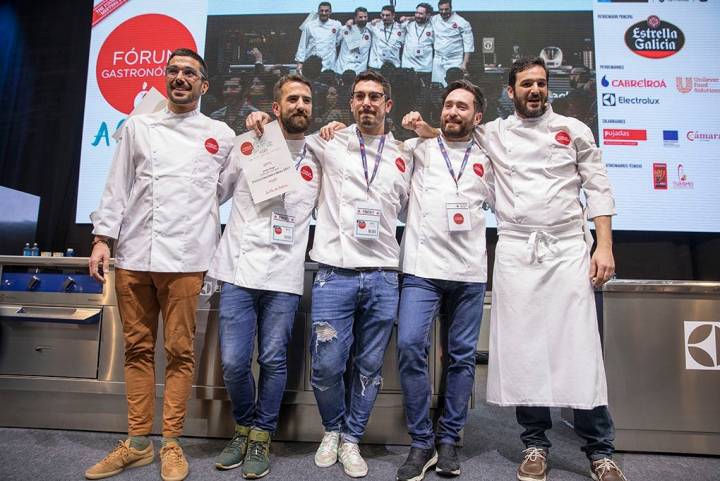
[356,128,386,193]
[437,136,474,193]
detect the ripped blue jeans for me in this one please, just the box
[310,265,399,444]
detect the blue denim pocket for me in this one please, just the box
[381,271,399,287]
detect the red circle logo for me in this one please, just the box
[452,23,458,28]
[205,138,219,154]
[358,220,367,229]
[555,131,571,146]
[473,163,484,177]
[240,142,254,155]
[364,35,369,40]
[397,31,402,36]
[300,165,314,181]
[344,30,349,35]
[395,157,406,173]
[332,28,337,33]
[453,213,465,225]
[426,31,432,36]
[96,14,197,114]
[274,226,283,235]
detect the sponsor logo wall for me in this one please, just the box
[594,0,720,232]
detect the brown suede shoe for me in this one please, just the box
[85,439,154,479]
[160,442,189,481]
[591,458,627,481]
[517,447,548,481]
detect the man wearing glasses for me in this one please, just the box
[86,49,235,481]
[306,70,412,478]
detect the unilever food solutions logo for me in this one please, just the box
[91,14,197,146]
[625,15,684,59]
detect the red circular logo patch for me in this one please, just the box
[274,226,283,235]
[332,28,337,33]
[300,165,314,181]
[426,31,432,36]
[96,14,197,114]
[453,213,465,225]
[473,163,484,177]
[358,220,367,229]
[240,142,254,156]
[555,131,571,146]
[205,138,219,154]
[344,30,349,35]
[395,157,406,173]
[452,23,458,28]
[364,35,369,40]
[397,31,402,36]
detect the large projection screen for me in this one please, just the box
[76,0,720,233]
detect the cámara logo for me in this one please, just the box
[625,16,684,59]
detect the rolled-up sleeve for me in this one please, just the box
[460,19,474,53]
[576,126,616,219]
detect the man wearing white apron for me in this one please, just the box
[400,3,435,80]
[295,2,342,73]
[431,1,474,85]
[367,5,405,69]
[484,58,626,481]
[335,7,372,75]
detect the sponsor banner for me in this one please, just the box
[603,128,647,146]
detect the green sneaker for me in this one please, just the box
[242,428,271,479]
[215,425,250,470]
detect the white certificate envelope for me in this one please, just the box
[234,120,300,204]
[112,86,167,141]
[299,12,318,31]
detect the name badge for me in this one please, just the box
[446,201,471,232]
[354,202,381,240]
[270,211,295,245]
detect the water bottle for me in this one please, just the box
[31,242,40,256]
[65,248,75,257]
[23,242,31,256]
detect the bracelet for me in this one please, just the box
[91,239,112,250]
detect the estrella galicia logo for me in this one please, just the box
[626,16,685,59]
[602,93,616,106]
[684,321,720,370]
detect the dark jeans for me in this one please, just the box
[516,406,616,460]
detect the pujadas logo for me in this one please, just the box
[625,15,684,59]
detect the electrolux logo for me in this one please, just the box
[684,321,720,370]
[602,93,659,106]
[600,76,667,88]
[602,93,616,106]
[625,16,685,59]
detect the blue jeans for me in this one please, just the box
[397,274,486,448]
[310,266,399,444]
[517,406,616,460]
[218,283,300,433]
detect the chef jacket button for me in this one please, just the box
[154,175,159,180]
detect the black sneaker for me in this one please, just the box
[435,443,460,476]
[396,447,438,481]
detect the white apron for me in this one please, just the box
[486,218,608,409]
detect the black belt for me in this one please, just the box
[318,264,400,273]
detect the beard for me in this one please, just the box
[513,92,548,118]
[441,118,474,140]
[282,110,310,134]
[168,80,197,105]
[356,20,367,28]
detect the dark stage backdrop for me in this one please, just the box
[0,0,718,283]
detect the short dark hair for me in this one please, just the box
[355,6,368,15]
[273,74,312,102]
[353,70,391,100]
[508,57,549,88]
[381,4,395,14]
[438,0,451,8]
[168,48,208,79]
[441,79,485,113]
[318,2,332,9]
[417,3,433,14]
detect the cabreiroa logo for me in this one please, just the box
[96,14,197,114]
[625,16,684,59]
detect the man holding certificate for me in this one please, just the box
[208,75,320,479]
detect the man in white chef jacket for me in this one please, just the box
[86,49,235,481]
[367,5,405,69]
[209,75,321,479]
[396,80,493,481]
[335,7,372,75]
[403,57,628,481]
[400,3,435,80]
[296,2,342,73]
[430,0,474,85]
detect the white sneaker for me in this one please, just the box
[338,441,368,478]
[314,431,340,468]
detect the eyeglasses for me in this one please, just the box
[351,91,386,103]
[165,66,205,81]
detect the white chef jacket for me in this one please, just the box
[430,13,474,84]
[334,25,372,74]
[207,139,321,295]
[306,126,413,269]
[401,136,494,282]
[478,105,616,227]
[400,20,434,73]
[90,108,235,272]
[367,22,405,68]
[295,18,342,72]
